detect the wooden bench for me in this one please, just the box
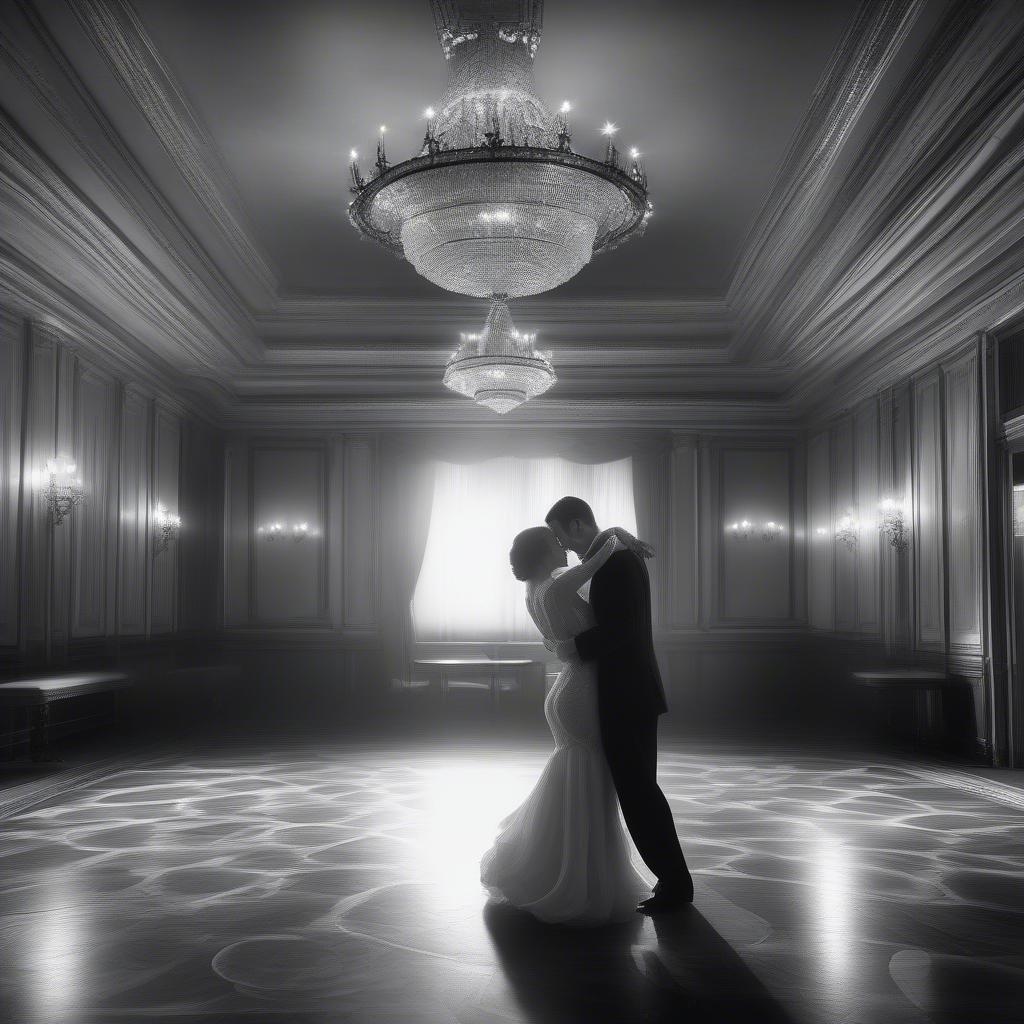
[0,673,132,761]
[850,668,951,745]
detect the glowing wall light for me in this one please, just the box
[835,509,860,551]
[877,497,907,549]
[33,455,84,526]
[153,503,181,555]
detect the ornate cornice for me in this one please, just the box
[750,0,1024,368]
[63,0,277,300]
[0,0,262,356]
[0,241,218,426]
[0,111,247,375]
[215,396,801,432]
[728,0,926,351]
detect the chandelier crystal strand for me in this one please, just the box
[444,296,555,414]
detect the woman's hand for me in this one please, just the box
[611,526,655,559]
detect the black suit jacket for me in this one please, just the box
[573,535,668,719]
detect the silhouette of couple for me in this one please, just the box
[481,496,692,924]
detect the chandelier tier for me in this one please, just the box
[443,296,555,414]
[348,2,651,299]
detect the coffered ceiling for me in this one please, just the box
[3,0,1023,424]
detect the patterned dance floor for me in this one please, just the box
[1,741,1023,1023]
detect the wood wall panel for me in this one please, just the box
[223,440,249,628]
[669,437,699,628]
[943,347,983,652]
[118,390,150,636]
[0,307,222,666]
[251,445,328,626]
[832,417,856,632]
[342,438,378,631]
[18,328,57,656]
[913,369,946,651]
[70,362,116,638]
[0,310,22,647]
[717,446,792,623]
[178,419,222,634]
[807,430,834,631]
[150,406,180,634]
[854,398,880,635]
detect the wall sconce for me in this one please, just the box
[726,519,753,540]
[814,526,829,538]
[877,497,907,549]
[761,520,785,543]
[258,521,314,542]
[153,502,181,555]
[835,509,860,552]
[34,455,84,526]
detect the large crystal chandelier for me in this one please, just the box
[443,296,555,413]
[348,0,651,410]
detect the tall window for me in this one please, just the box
[412,457,637,641]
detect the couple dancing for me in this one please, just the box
[480,496,693,925]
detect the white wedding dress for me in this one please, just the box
[480,535,649,925]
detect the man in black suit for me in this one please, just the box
[545,495,693,914]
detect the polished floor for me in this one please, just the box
[1,740,1023,1023]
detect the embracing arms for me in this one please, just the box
[545,528,654,660]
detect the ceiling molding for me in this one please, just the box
[63,0,278,302]
[0,0,262,353]
[214,396,801,432]
[749,0,1024,368]
[727,0,926,351]
[0,244,219,426]
[257,297,735,348]
[0,110,251,375]
[794,248,1024,421]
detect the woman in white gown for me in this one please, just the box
[480,526,651,926]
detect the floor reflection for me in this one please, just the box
[1,742,1023,1022]
[484,900,795,1023]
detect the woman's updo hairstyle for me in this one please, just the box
[510,526,554,582]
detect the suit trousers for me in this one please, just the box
[600,710,691,891]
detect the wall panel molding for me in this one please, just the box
[912,368,946,652]
[943,343,984,653]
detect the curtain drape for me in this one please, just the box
[412,456,639,641]
[379,442,436,680]
[379,430,672,662]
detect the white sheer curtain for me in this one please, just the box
[412,457,637,641]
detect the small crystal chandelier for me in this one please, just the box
[444,296,555,414]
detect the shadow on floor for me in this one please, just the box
[483,900,794,1023]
